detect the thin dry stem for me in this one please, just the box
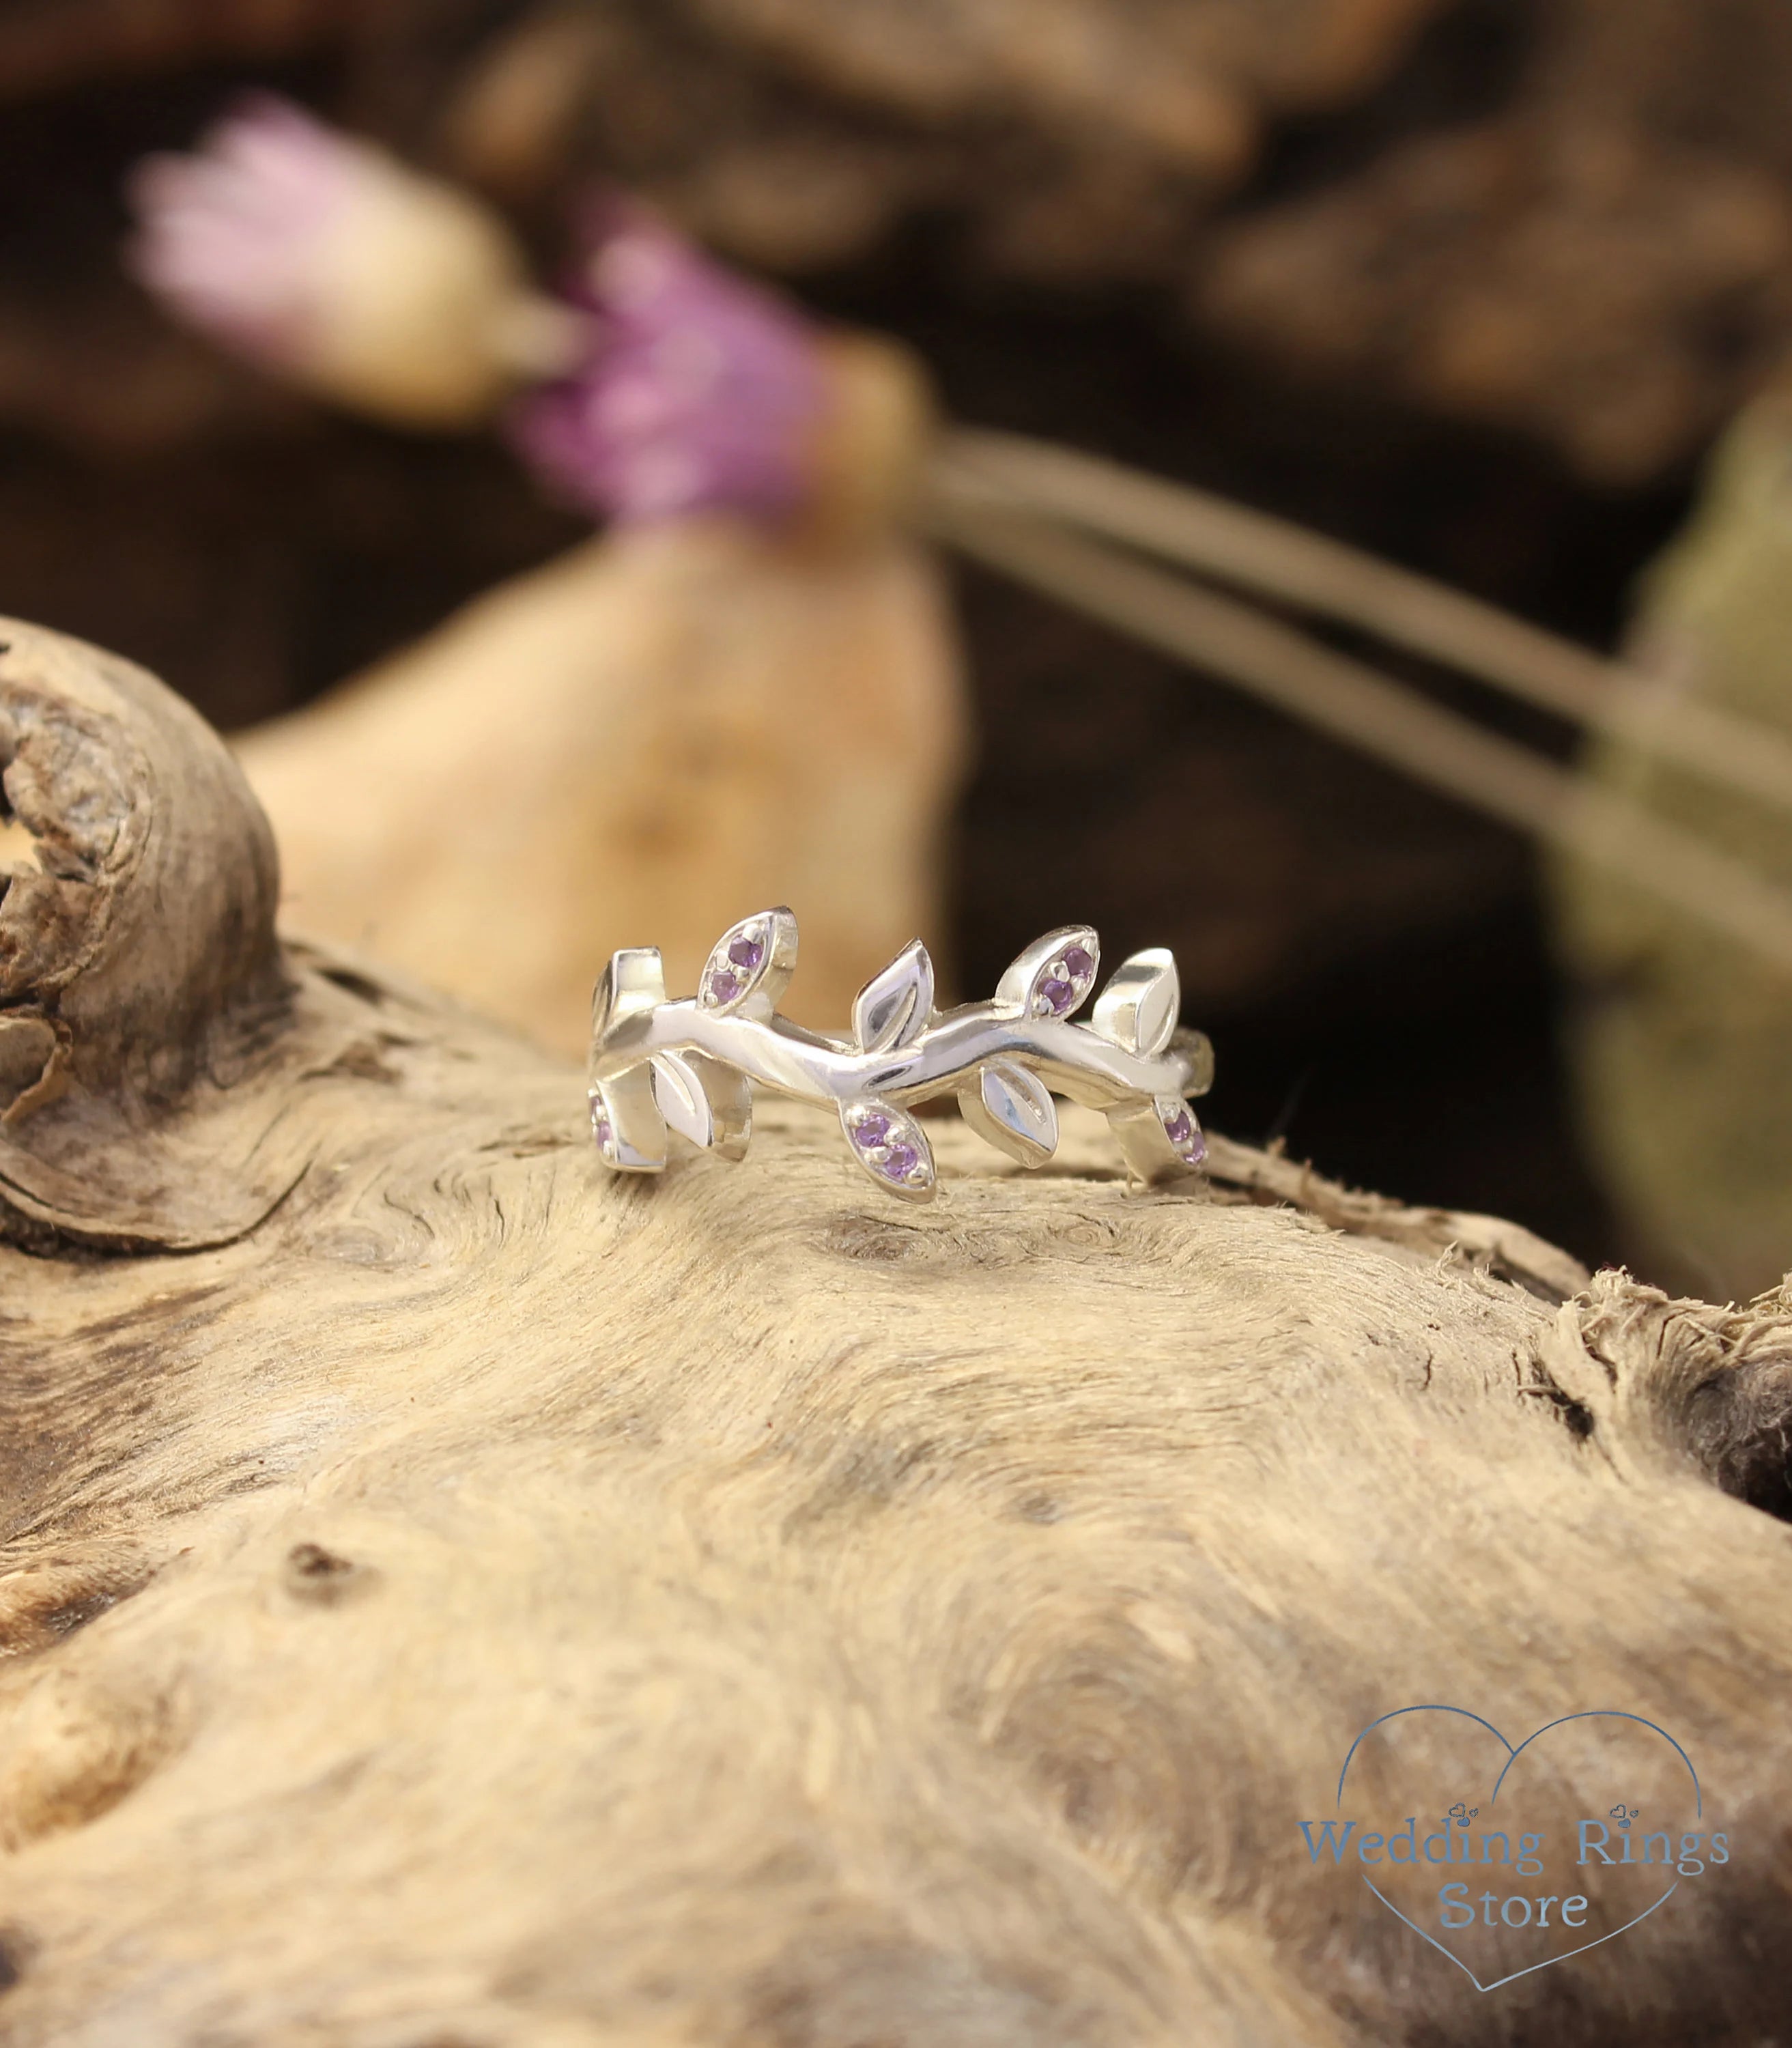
[920,494,1792,976]
[933,429,1792,818]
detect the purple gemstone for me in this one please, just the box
[881,1141,919,1180]
[851,1111,892,1148]
[1159,1102,1206,1164]
[728,933,765,970]
[1039,976,1075,1016]
[707,969,742,1006]
[592,1102,614,1148]
[1062,944,1094,984]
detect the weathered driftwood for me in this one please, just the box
[233,521,967,1057]
[3,616,1792,2047]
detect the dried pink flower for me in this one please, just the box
[128,96,359,371]
[127,96,567,425]
[507,205,829,524]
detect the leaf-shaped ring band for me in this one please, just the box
[587,909,1214,1204]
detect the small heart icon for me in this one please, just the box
[1312,1706,1710,1992]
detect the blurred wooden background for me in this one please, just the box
[8,0,1792,1269]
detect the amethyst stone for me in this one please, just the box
[1159,1101,1206,1165]
[851,1111,892,1148]
[1039,977,1075,1016]
[881,1141,919,1180]
[1036,942,1096,1017]
[707,969,741,1007]
[728,933,765,971]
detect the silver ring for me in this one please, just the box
[587,909,1212,1204]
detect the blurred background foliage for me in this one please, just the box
[7,0,1792,1270]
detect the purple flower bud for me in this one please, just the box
[507,203,827,525]
[125,94,552,425]
[127,95,358,370]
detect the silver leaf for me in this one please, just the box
[838,1099,937,1204]
[696,907,798,1014]
[1091,948,1180,1056]
[993,924,1100,1020]
[589,1066,667,1174]
[851,940,935,1054]
[1106,1094,1206,1184]
[651,1052,715,1149]
[589,947,666,1061]
[959,1059,1059,1168]
[649,1051,752,1161]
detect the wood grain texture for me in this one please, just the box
[2,621,1790,2046]
[0,617,301,1250]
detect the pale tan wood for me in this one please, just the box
[233,519,969,1055]
[2,619,1789,2045]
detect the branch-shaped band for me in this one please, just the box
[586,909,1213,1204]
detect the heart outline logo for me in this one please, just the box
[1333,1705,1702,1993]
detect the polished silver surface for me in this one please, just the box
[587,909,1213,1203]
